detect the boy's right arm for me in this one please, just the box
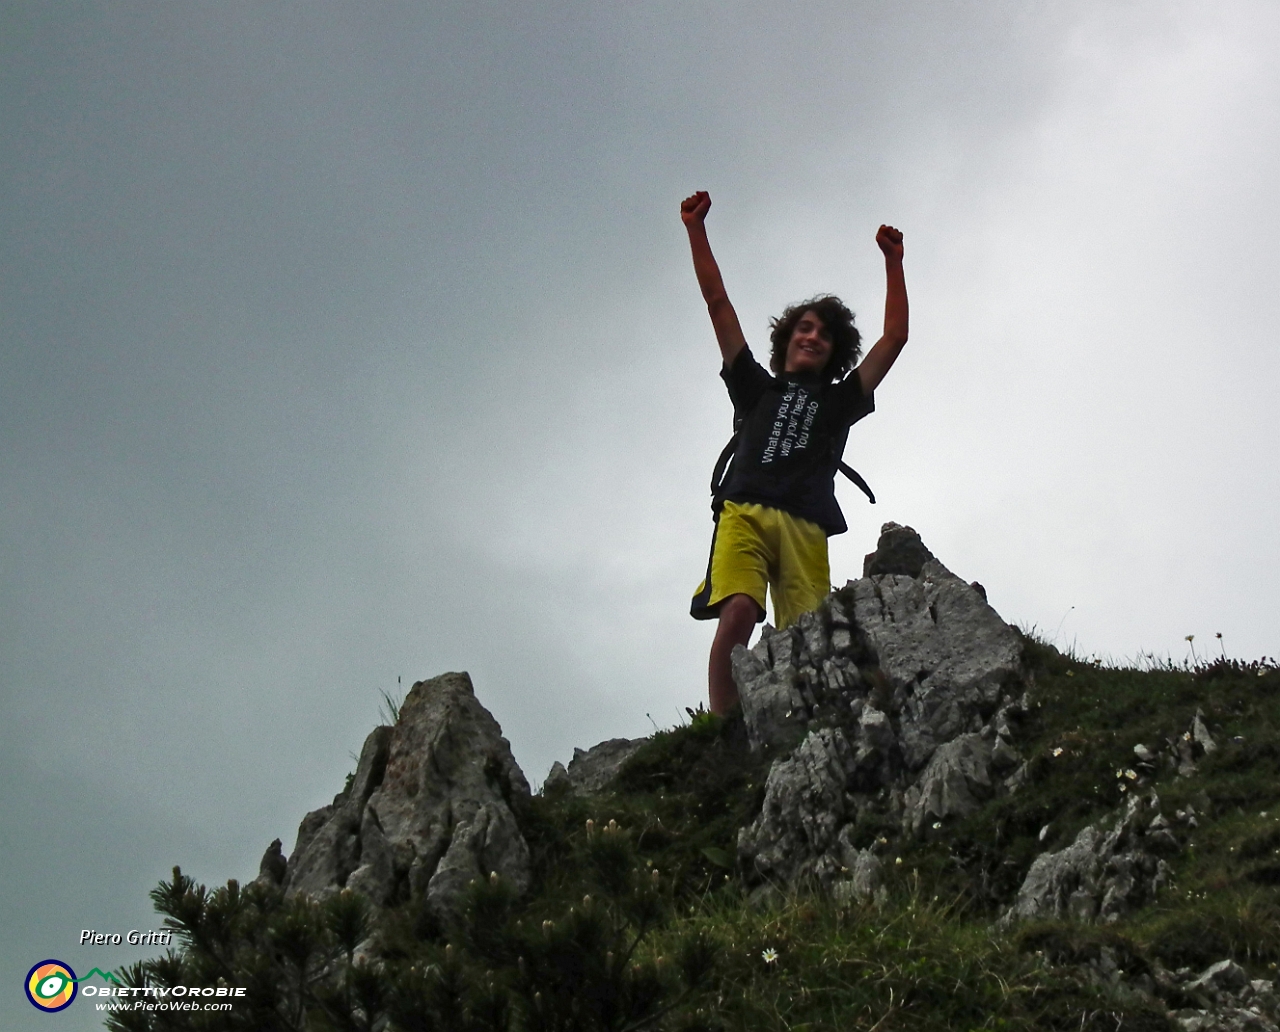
[681,191,748,368]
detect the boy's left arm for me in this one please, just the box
[855,225,908,394]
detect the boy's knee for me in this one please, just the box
[718,593,763,628]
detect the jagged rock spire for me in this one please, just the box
[275,671,532,924]
[735,523,1029,898]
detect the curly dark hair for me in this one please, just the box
[768,295,861,380]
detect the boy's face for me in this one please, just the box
[783,310,833,375]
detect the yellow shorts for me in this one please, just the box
[690,500,831,631]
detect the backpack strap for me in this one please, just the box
[710,417,744,498]
[832,424,875,504]
[837,461,876,504]
[710,417,876,505]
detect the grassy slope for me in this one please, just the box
[514,635,1280,1030]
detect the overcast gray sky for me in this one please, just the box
[4,2,1279,1027]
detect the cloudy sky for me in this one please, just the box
[3,2,1278,1026]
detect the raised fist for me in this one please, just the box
[681,191,712,226]
[876,224,904,261]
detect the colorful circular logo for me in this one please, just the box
[25,960,78,1012]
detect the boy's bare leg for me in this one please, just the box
[709,593,762,716]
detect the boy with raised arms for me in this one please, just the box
[681,190,908,715]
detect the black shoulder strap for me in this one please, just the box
[837,461,875,504]
[832,424,875,504]
[710,416,744,496]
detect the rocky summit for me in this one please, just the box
[206,521,1280,1032]
[257,523,1181,930]
[732,522,1036,902]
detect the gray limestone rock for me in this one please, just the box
[1178,736,1200,778]
[1167,965,1280,1032]
[279,672,532,926]
[1004,761,1032,795]
[849,554,1023,771]
[1145,820,1181,855]
[902,733,993,835]
[285,725,393,898]
[732,628,816,753]
[988,911,1280,1029]
[1194,710,1219,755]
[990,734,1022,771]
[737,728,855,889]
[735,525,1022,766]
[1174,1009,1279,1032]
[344,804,394,902]
[543,761,573,793]
[254,839,287,888]
[552,737,647,795]
[1002,795,1173,926]
[425,801,529,923]
[361,672,531,913]
[729,523,1031,896]
[1002,821,1106,925]
[1187,960,1250,996]
[862,522,936,578]
[852,705,896,783]
[832,830,885,905]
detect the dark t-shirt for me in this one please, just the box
[717,346,874,536]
